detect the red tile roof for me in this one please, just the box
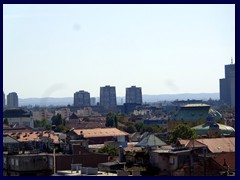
[73,128,129,138]
[3,124,9,128]
[212,152,235,171]
[179,137,235,153]
[178,139,189,146]
[4,130,62,143]
[196,137,235,153]
[185,139,207,148]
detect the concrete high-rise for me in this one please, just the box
[74,90,90,107]
[100,85,117,112]
[126,86,142,104]
[3,91,5,108]
[90,97,96,106]
[7,92,19,108]
[220,61,235,107]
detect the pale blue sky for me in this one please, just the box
[3,4,235,98]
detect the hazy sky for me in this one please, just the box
[3,4,235,98]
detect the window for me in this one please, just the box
[169,157,175,165]
[15,159,19,166]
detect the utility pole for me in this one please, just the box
[203,147,206,176]
[53,148,56,175]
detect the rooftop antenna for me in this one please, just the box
[231,57,233,64]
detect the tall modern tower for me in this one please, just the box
[3,91,5,108]
[126,86,142,104]
[220,60,235,107]
[100,85,117,112]
[7,92,19,108]
[74,90,90,107]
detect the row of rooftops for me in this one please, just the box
[4,126,235,155]
[177,137,235,153]
[3,127,130,144]
[4,130,62,143]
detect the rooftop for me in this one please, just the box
[178,137,235,153]
[69,113,79,120]
[4,130,62,143]
[197,137,235,153]
[192,122,235,136]
[3,108,32,118]
[73,128,129,138]
[182,104,210,107]
[212,152,235,171]
[3,134,20,144]
[135,134,167,147]
[170,103,223,122]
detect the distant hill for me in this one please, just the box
[19,97,73,107]
[19,93,219,107]
[142,93,219,103]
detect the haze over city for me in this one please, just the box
[3,4,235,98]
[2,4,236,176]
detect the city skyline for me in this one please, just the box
[3,4,235,98]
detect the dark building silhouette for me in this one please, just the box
[125,86,142,104]
[3,91,5,108]
[7,92,18,108]
[220,60,235,107]
[100,86,117,112]
[74,90,90,107]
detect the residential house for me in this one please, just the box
[4,130,63,152]
[3,108,34,128]
[3,134,20,154]
[67,128,129,146]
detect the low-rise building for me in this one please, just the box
[67,128,129,146]
[55,108,71,119]
[168,104,224,131]
[32,109,54,121]
[192,121,235,137]
[3,108,34,128]
[4,129,63,152]
[76,107,101,116]
[3,134,20,154]
[149,137,235,176]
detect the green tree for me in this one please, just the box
[34,120,41,128]
[42,119,49,127]
[51,114,63,126]
[170,124,197,144]
[98,145,118,156]
[105,112,118,128]
[134,122,144,132]
[56,124,70,133]
[151,124,164,133]
[114,115,118,128]
[142,124,154,133]
[117,114,126,123]
[45,124,51,130]
[125,124,137,134]
[34,119,51,130]
[106,112,114,127]
[4,118,9,125]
